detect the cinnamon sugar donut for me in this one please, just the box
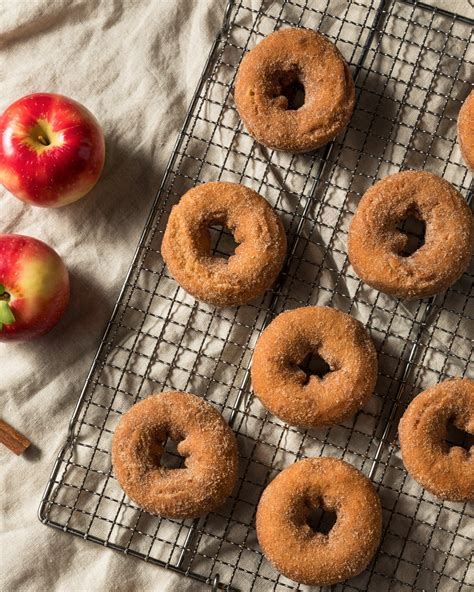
[399,378,474,502]
[234,28,355,153]
[111,391,238,518]
[161,182,286,307]
[256,458,382,585]
[251,307,377,427]
[348,171,474,300]
[458,90,474,169]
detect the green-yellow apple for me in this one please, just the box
[0,93,105,207]
[0,234,70,341]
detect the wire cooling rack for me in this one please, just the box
[39,0,473,590]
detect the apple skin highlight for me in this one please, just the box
[0,235,70,341]
[0,93,105,207]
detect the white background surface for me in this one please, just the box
[0,1,472,591]
[0,1,223,590]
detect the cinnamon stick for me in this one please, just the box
[0,419,31,455]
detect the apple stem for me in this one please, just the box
[0,300,15,330]
[37,134,49,146]
[0,284,10,302]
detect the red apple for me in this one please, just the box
[0,234,70,341]
[0,93,105,207]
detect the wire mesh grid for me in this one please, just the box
[39,0,473,590]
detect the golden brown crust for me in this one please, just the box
[234,28,355,152]
[399,378,474,502]
[161,182,286,307]
[111,391,238,518]
[256,458,382,586]
[251,306,377,427]
[348,171,474,300]
[458,90,474,169]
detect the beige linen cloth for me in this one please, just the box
[0,1,472,592]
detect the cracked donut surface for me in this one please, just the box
[112,391,238,518]
[234,27,355,152]
[251,306,377,428]
[399,378,474,502]
[458,90,474,169]
[162,181,286,307]
[348,171,474,300]
[256,457,382,585]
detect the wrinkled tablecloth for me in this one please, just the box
[0,1,471,591]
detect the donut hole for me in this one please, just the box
[445,420,474,453]
[298,352,332,385]
[282,80,305,110]
[305,499,337,535]
[158,436,188,470]
[395,208,426,257]
[274,70,305,110]
[208,223,239,260]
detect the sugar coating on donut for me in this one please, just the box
[399,378,474,502]
[458,90,474,169]
[256,457,382,586]
[348,171,474,300]
[235,27,355,152]
[251,306,377,427]
[111,391,238,518]
[161,182,286,307]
